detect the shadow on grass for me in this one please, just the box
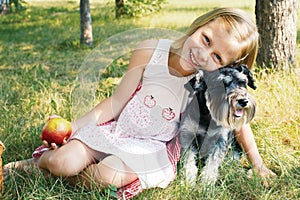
[0,4,141,68]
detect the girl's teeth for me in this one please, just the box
[190,51,199,66]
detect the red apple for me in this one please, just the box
[41,117,72,145]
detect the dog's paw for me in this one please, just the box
[199,168,218,185]
[181,163,198,186]
[186,166,198,184]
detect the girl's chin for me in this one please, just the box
[180,60,198,73]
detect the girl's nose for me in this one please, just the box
[195,47,218,71]
[197,47,209,64]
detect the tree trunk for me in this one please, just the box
[80,0,93,46]
[0,0,10,14]
[255,0,298,70]
[115,0,125,18]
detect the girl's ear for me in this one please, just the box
[235,64,257,90]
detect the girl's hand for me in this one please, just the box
[41,138,68,150]
[254,164,276,178]
[247,164,276,187]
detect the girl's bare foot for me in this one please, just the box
[3,158,36,180]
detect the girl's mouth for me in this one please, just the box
[189,50,200,67]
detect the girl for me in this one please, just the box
[4,7,275,199]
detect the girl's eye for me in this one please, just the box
[214,54,222,63]
[203,35,210,45]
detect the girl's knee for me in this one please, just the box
[38,140,94,177]
[39,150,80,177]
[42,152,69,176]
[87,156,137,188]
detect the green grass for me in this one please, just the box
[0,0,299,199]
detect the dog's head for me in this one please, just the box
[193,64,256,130]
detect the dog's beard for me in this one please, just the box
[205,89,256,130]
[228,91,256,130]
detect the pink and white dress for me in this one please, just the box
[71,39,191,189]
[33,39,193,198]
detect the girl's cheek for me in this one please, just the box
[201,61,219,72]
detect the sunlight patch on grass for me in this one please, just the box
[250,69,300,178]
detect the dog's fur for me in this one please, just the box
[180,64,256,185]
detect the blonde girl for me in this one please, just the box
[4,7,275,199]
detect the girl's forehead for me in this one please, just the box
[206,18,231,32]
[206,20,242,64]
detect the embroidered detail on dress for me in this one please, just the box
[116,95,177,141]
[144,95,156,108]
[151,52,162,64]
[162,107,175,121]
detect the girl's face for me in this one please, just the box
[180,18,241,73]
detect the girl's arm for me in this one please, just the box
[235,124,276,178]
[71,39,158,134]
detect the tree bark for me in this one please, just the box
[255,0,298,70]
[80,0,93,46]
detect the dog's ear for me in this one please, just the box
[235,65,257,90]
[184,77,196,95]
[185,70,207,93]
[184,75,203,95]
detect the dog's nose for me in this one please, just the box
[238,99,248,107]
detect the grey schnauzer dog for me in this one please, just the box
[180,64,257,185]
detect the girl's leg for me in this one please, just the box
[67,155,138,189]
[4,142,138,189]
[3,158,55,181]
[37,140,107,177]
[3,158,36,180]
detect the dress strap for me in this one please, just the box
[148,39,173,65]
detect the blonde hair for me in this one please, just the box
[172,8,259,69]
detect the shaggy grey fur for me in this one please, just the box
[180,64,256,185]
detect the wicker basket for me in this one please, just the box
[0,141,5,191]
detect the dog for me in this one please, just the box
[179,64,257,185]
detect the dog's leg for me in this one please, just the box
[181,147,198,185]
[179,129,198,185]
[179,95,201,185]
[200,128,234,184]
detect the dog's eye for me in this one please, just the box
[238,80,247,86]
[222,75,233,85]
[234,81,247,89]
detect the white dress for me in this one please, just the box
[71,39,191,189]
